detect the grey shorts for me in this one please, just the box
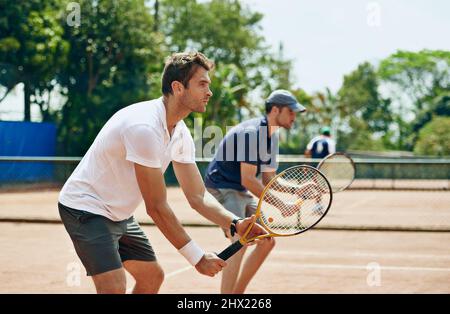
[207,188,257,237]
[58,202,156,276]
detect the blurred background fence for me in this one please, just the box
[0,156,448,191]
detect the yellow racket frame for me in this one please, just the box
[236,165,332,245]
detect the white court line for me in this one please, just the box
[165,262,450,279]
[166,265,193,279]
[165,258,450,279]
[271,262,450,273]
[336,212,450,217]
[273,250,450,260]
[165,251,450,279]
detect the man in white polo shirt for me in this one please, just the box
[58,52,264,294]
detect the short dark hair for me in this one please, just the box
[161,52,214,95]
[265,103,288,114]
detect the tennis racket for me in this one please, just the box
[217,165,332,261]
[316,152,356,193]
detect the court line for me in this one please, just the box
[164,248,450,279]
[335,212,450,217]
[273,250,450,260]
[2,218,449,232]
[272,262,450,273]
[166,265,193,279]
[165,262,450,279]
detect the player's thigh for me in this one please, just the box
[119,217,156,259]
[123,260,164,284]
[92,268,127,294]
[58,202,125,276]
[119,218,163,288]
[119,216,160,282]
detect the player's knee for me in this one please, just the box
[138,264,165,286]
[258,237,276,251]
[153,266,165,285]
[93,269,127,294]
[267,237,276,249]
[96,281,127,294]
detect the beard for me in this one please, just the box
[180,93,207,113]
[276,115,292,129]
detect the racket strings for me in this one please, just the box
[260,167,331,236]
[318,155,355,192]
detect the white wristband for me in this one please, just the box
[178,240,205,266]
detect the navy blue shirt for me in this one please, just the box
[307,135,336,159]
[311,139,330,158]
[204,116,278,191]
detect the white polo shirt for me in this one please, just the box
[59,97,195,221]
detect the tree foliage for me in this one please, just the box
[57,0,166,155]
[1,2,448,156]
[414,116,450,156]
[0,0,69,121]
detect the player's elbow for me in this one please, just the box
[186,194,205,211]
[269,237,276,248]
[144,199,168,217]
[241,176,256,191]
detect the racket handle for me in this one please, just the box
[217,240,244,261]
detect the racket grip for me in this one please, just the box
[217,240,244,261]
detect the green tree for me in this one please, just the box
[408,92,450,148]
[0,0,69,121]
[379,50,450,149]
[58,0,165,155]
[336,62,392,150]
[289,88,336,153]
[414,116,450,156]
[160,0,264,66]
[159,0,294,127]
[204,64,247,129]
[379,50,450,112]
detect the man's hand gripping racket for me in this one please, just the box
[217,165,333,260]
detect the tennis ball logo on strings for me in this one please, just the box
[295,198,304,206]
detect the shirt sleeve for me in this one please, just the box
[306,136,319,150]
[328,139,336,154]
[122,124,163,168]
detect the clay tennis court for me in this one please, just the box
[1,187,449,293]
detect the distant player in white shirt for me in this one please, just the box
[305,126,336,159]
[304,126,336,214]
[58,52,265,294]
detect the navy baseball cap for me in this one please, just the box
[265,89,306,113]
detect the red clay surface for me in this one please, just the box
[0,223,449,293]
[0,188,449,293]
[1,188,449,229]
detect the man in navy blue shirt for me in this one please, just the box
[205,90,306,293]
[305,126,336,159]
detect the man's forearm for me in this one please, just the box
[146,202,191,249]
[190,191,237,230]
[243,176,265,198]
[246,176,285,209]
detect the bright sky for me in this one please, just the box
[241,0,450,93]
